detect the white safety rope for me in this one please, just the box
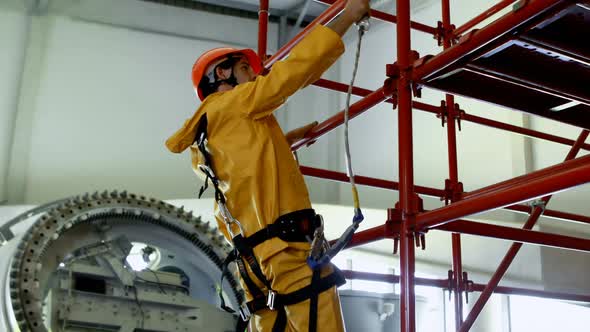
[344,17,369,221]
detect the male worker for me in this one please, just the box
[166,0,370,330]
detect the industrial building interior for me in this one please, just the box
[1,0,589,331]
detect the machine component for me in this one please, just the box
[0,191,242,332]
[49,258,235,331]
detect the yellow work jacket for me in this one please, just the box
[166,25,344,265]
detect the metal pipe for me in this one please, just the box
[299,165,590,227]
[340,224,389,249]
[299,165,447,198]
[458,130,589,332]
[258,0,269,60]
[460,113,590,152]
[290,87,391,150]
[397,0,414,217]
[448,99,464,332]
[437,219,590,252]
[264,0,346,69]
[469,284,590,303]
[462,155,590,202]
[441,0,465,326]
[397,0,416,330]
[343,213,590,254]
[313,79,590,151]
[448,90,464,332]
[314,0,437,35]
[442,106,455,171]
[441,0,452,48]
[313,78,395,104]
[338,212,590,254]
[454,0,517,36]
[341,271,590,303]
[413,0,566,82]
[341,270,450,288]
[506,205,590,226]
[400,218,416,332]
[451,234,464,328]
[415,154,590,231]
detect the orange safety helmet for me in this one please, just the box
[192,47,263,101]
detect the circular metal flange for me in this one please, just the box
[8,190,241,332]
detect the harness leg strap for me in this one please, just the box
[272,306,288,332]
[308,268,321,332]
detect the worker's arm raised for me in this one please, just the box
[224,26,342,119]
[221,0,370,120]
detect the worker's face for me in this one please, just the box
[232,57,257,84]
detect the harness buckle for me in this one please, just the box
[239,303,251,321]
[267,290,277,310]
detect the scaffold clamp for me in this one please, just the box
[438,101,465,130]
[443,179,464,205]
[383,77,398,109]
[463,271,472,304]
[434,21,458,46]
[393,236,400,255]
[447,270,454,301]
[388,208,402,255]
[386,63,400,79]
[455,103,465,131]
[438,100,448,127]
[529,198,547,213]
[415,232,427,250]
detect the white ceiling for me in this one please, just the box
[233,0,304,10]
[190,0,440,19]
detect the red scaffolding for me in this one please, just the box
[256,0,590,331]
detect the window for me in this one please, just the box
[332,250,446,332]
[510,295,590,332]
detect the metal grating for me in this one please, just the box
[423,2,590,129]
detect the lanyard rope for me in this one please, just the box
[344,17,369,224]
[308,16,370,269]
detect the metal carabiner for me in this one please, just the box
[355,15,370,33]
[219,202,245,238]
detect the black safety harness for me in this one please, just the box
[194,114,345,332]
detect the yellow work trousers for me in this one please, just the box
[244,246,345,332]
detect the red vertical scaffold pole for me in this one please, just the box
[258,0,269,60]
[397,0,417,330]
[440,0,465,328]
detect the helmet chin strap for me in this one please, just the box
[217,72,238,87]
[215,57,240,88]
